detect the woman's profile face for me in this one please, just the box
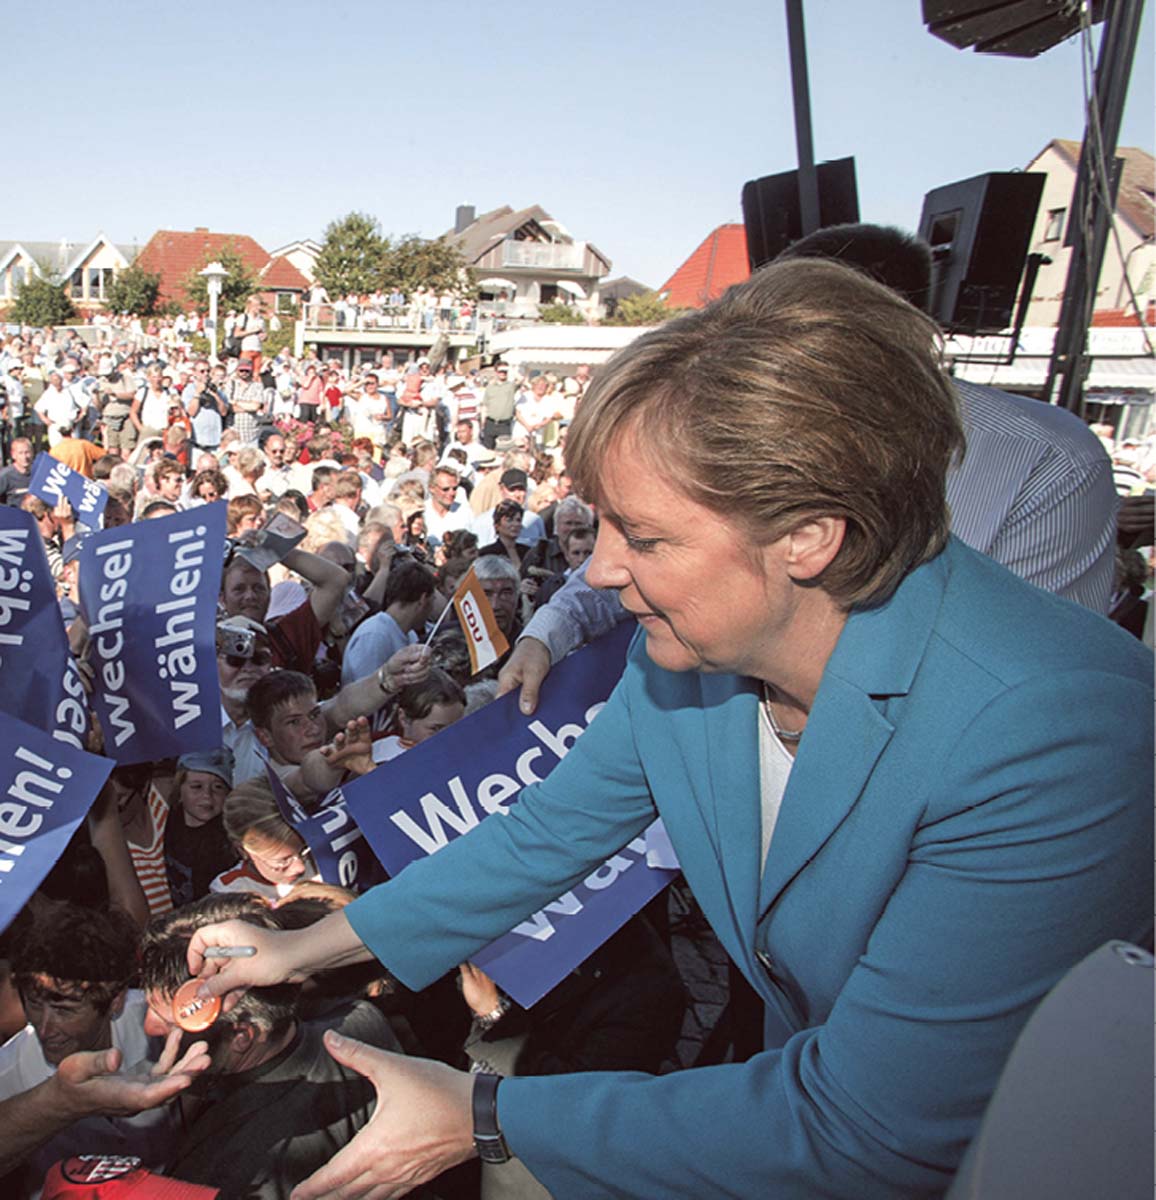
[586,435,794,678]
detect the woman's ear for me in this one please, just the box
[784,517,846,581]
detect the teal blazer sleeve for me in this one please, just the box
[346,539,1154,1199]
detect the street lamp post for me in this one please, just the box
[198,261,229,362]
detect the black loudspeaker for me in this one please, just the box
[742,157,859,270]
[917,171,1045,333]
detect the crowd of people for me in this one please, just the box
[0,310,652,1200]
[0,220,1151,1200]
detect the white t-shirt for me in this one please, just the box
[239,313,265,353]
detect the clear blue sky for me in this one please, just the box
[10,0,1153,288]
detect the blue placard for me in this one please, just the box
[343,622,677,1007]
[28,452,108,527]
[77,504,226,764]
[265,765,388,896]
[0,507,86,749]
[0,711,114,935]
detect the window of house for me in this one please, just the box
[88,267,114,300]
[539,284,559,305]
[71,269,84,299]
[10,265,25,297]
[1043,208,1066,242]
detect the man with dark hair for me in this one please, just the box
[0,904,199,1194]
[222,620,430,793]
[308,466,338,513]
[0,437,34,505]
[138,895,389,1200]
[245,671,372,800]
[777,221,933,310]
[341,557,435,684]
[777,221,1117,614]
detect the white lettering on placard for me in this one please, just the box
[154,525,209,730]
[51,658,88,751]
[0,527,32,667]
[40,461,103,516]
[387,712,606,855]
[91,537,136,746]
[0,746,73,878]
[508,837,650,942]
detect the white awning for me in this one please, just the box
[555,280,587,299]
[500,348,619,366]
[478,277,516,290]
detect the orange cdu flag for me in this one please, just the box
[452,565,510,674]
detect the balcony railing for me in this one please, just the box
[500,240,588,271]
[299,302,578,339]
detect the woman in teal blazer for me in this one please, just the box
[192,260,1154,1199]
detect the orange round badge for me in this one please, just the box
[172,980,221,1032]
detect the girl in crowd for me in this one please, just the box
[211,778,321,902]
[164,749,236,909]
[372,669,466,764]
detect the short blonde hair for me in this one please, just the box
[223,778,298,853]
[302,507,354,552]
[565,258,963,609]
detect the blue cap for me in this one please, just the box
[177,746,235,788]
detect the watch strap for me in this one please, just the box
[472,1072,512,1164]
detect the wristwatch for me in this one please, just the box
[472,1072,512,1164]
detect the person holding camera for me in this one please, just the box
[182,358,231,455]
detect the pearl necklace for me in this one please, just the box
[761,683,804,743]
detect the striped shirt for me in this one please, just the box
[948,380,1117,614]
[127,785,173,917]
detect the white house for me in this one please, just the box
[1022,139,1154,328]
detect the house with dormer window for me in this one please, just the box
[0,236,140,312]
[445,205,611,320]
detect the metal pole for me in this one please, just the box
[1045,0,1144,414]
[208,285,219,363]
[785,0,821,235]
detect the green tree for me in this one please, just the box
[104,263,161,316]
[181,242,258,313]
[382,234,470,297]
[604,290,683,326]
[315,212,389,296]
[263,319,296,359]
[538,302,586,325]
[10,273,75,326]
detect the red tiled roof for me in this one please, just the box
[1091,303,1155,327]
[660,224,750,310]
[136,229,272,305]
[260,255,310,291]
